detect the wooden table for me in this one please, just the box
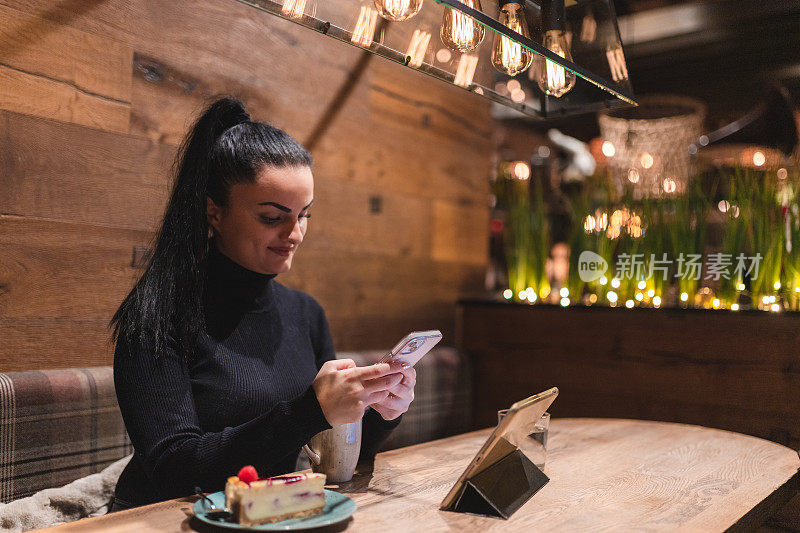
[38,418,800,532]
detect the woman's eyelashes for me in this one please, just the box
[260,213,312,225]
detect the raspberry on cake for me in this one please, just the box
[224,466,327,526]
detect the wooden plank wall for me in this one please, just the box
[0,1,492,371]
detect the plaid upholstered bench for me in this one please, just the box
[0,367,131,505]
[0,347,471,505]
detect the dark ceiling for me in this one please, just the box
[521,0,800,139]
[613,0,714,15]
[621,0,800,120]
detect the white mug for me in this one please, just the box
[302,420,362,482]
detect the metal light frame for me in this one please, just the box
[233,0,637,119]
[437,0,636,104]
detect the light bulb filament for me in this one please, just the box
[406,29,431,68]
[374,0,423,22]
[452,11,476,50]
[454,54,479,87]
[281,0,306,18]
[546,56,566,93]
[606,47,629,82]
[352,6,379,47]
[385,0,411,17]
[501,38,524,71]
[580,13,597,42]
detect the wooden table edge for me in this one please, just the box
[726,470,800,531]
[31,418,800,532]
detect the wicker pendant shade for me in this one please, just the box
[599,96,705,199]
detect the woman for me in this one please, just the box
[109,97,415,510]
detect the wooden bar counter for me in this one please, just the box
[457,301,800,449]
[37,418,800,532]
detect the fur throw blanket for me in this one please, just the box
[0,455,131,532]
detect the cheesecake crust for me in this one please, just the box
[239,506,325,526]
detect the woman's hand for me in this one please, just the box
[370,365,416,421]
[312,359,404,426]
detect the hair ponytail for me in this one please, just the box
[110,96,311,362]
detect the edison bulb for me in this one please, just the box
[491,2,533,76]
[374,0,423,21]
[534,30,577,97]
[440,0,485,52]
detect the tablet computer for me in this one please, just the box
[440,387,559,511]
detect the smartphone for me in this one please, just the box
[378,330,443,367]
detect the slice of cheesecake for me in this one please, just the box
[225,472,327,526]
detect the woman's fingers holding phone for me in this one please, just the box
[378,392,408,411]
[391,381,415,400]
[364,389,391,405]
[312,361,406,426]
[314,360,393,425]
[361,372,403,394]
[371,366,415,421]
[328,358,356,370]
[387,367,415,395]
[398,367,416,387]
[370,393,407,421]
[344,362,392,381]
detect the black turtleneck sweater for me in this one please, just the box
[112,240,401,507]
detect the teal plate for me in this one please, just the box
[193,489,356,531]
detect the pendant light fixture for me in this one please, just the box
[373,0,424,22]
[491,1,533,77]
[234,0,637,119]
[440,0,485,52]
[533,0,576,97]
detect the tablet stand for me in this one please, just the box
[450,441,549,519]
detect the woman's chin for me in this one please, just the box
[266,257,293,274]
